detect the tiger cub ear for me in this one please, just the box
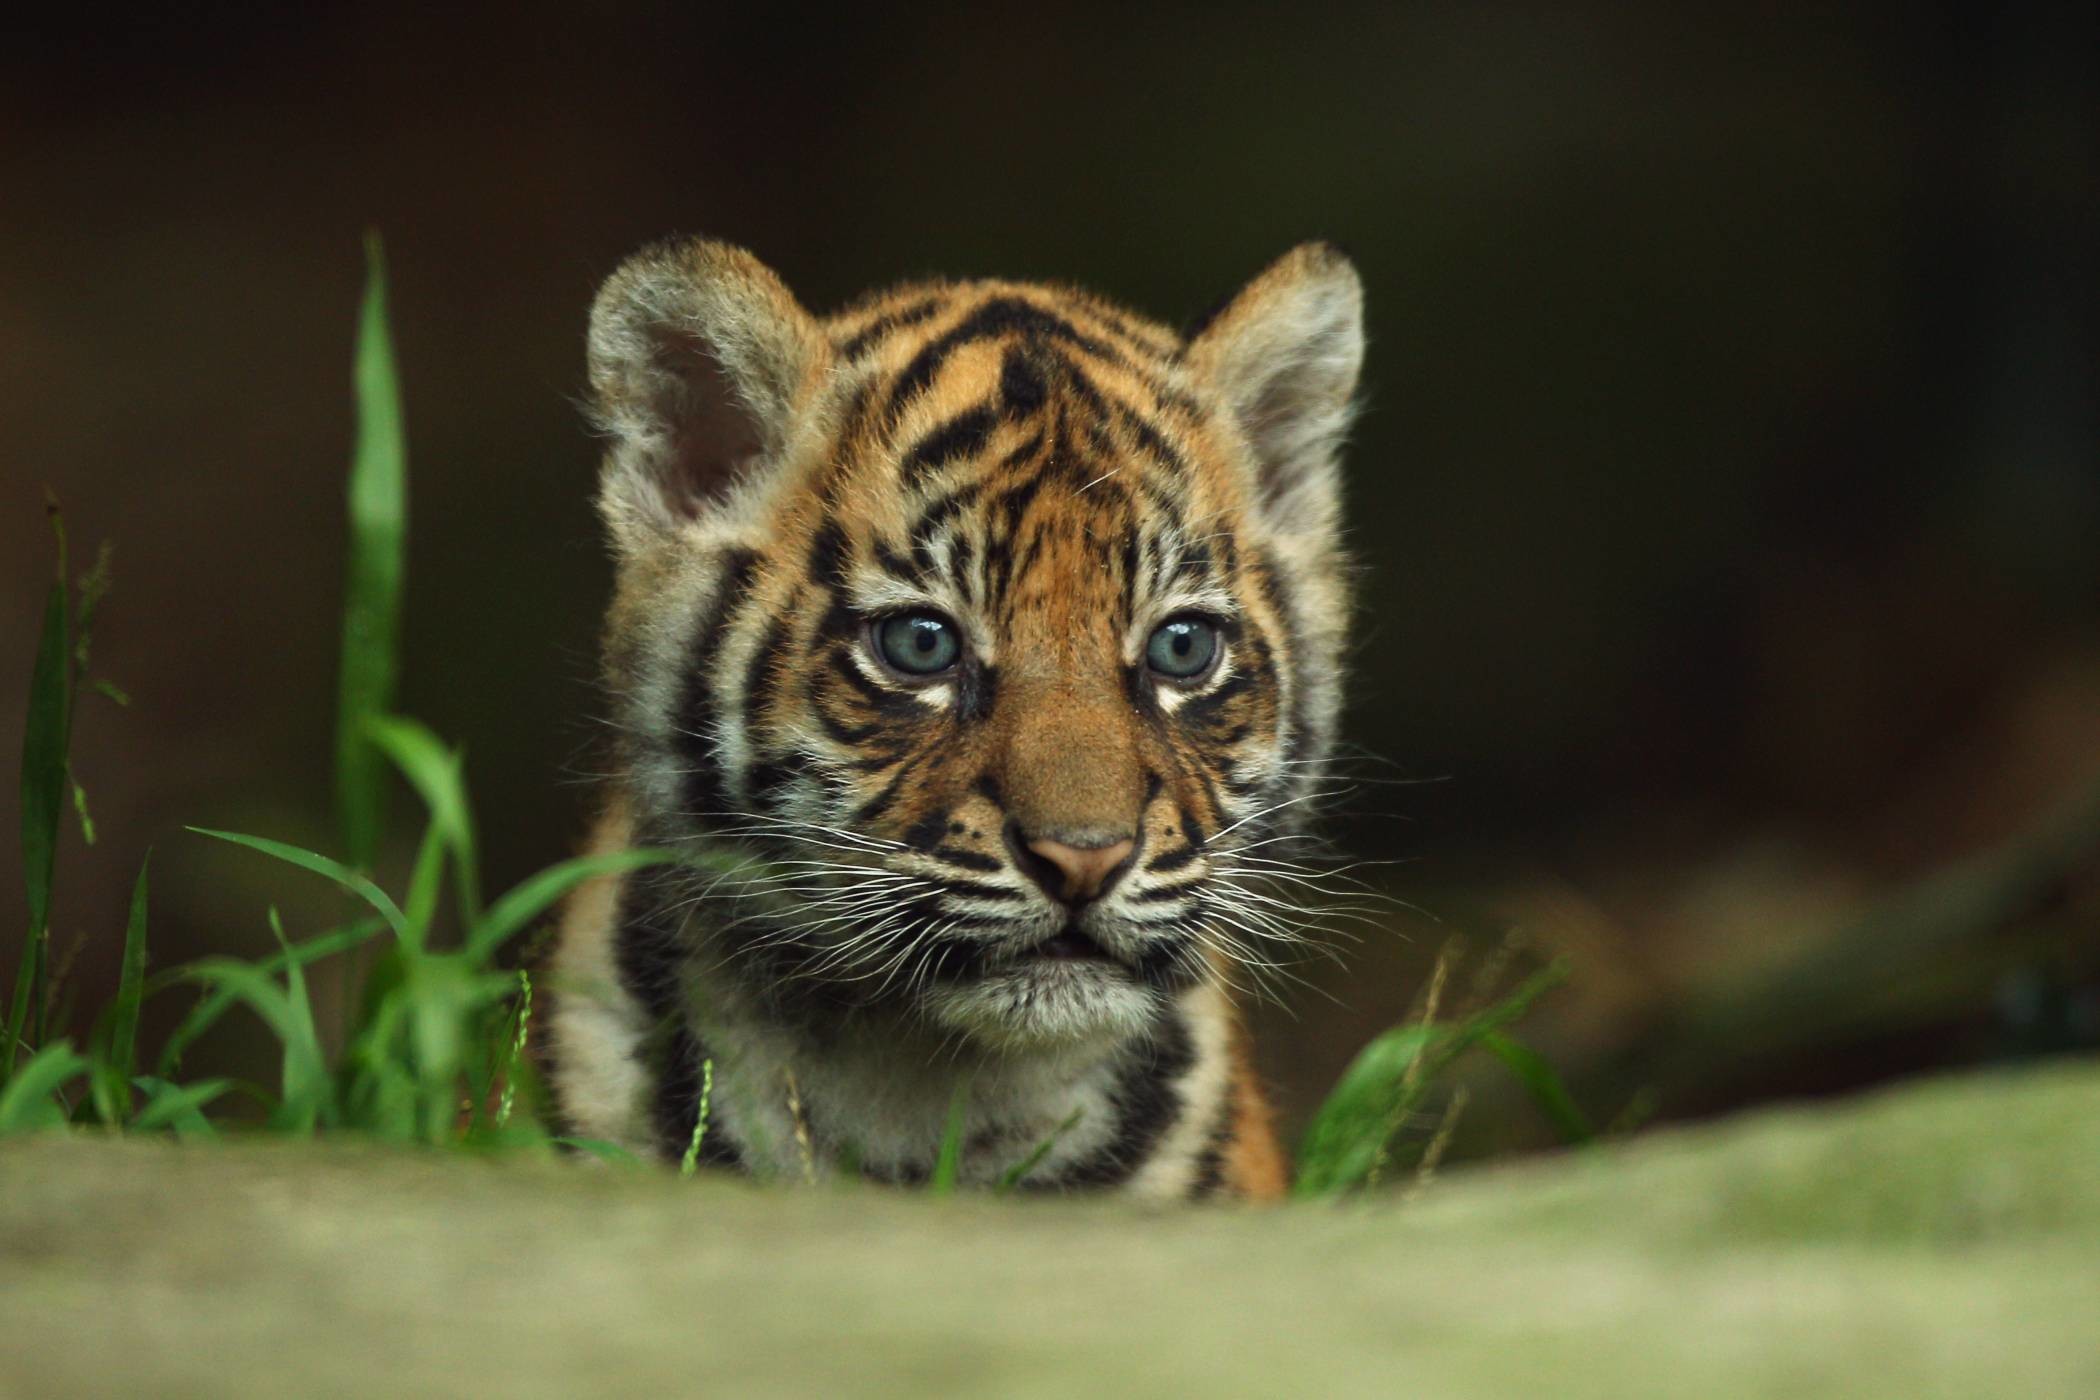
[586,237,823,549]
[1184,242,1364,539]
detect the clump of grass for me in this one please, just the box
[0,238,680,1149]
[1293,943,1593,1197]
[1,233,1589,1196]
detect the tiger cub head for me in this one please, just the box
[588,238,1361,1049]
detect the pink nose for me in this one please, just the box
[1022,836,1135,904]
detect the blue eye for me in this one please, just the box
[875,613,962,675]
[1145,617,1219,679]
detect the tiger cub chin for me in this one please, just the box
[542,236,1362,1199]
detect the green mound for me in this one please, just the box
[4,1061,2096,1398]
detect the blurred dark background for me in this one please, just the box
[5,2,2097,1158]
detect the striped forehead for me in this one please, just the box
[821,283,1238,618]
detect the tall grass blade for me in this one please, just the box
[466,848,684,961]
[399,820,449,943]
[556,1137,643,1166]
[11,531,71,1074]
[367,716,481,924]
[105,854,151,1095]
[0,1041,89,1133]
[186,828,409,941]
[334,232,408,873]
[156,917,385,1075]
[494,970,533,1130]
[679,1057,714,1175]
[1479,1030,1594,1146]
[130,1077,232,1136]
[929,1077,971,1195]
[1293,1024,1437,1197]
[268,908,330,1132]
[177,958,328,1130]
[995,1108,1084,1193]
[1294,960,1576,1197]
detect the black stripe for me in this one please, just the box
[652,1021,742,1169]
[930,878,1025,901]
[836,296,942,360]
[962,661,998,722]
[676,549,763,823]
[1179,670,1257,729]
[886,297,1124,425]
[612,863,686,1029]
[908,479,986,538]
[814,705,878,745]
[902,808,950,851]
[1147,843,1200,874]
[1000,344,1048,417]
[608,866,742,1169]
[1132,883,1195,904]
[827,650,910,713]
[1054,1009,1195,1187]
[901,406,997,486]
[806,519,847,589]
[1188,1101,1233,1199]
[741,619,790,730]
[872,537,920,585]
[849,757,921,826]
[1133,936,1203,994]
[746,751,819,811]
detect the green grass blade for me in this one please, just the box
[102,853,152,1108]
[495,969,533,1130]
[19,550,69,938]
[0,1041,89,1133]
[12,566,70,1072]
[995,1108,1085,1193]
[1479,1030,1595,1146]
[399,820,449,948]
[174,959,323,1126]
[155,917,385,1076]
[176,962,299,1051]
[466,848,684,961]
[367,716,481,924]
[1293,1022,1438,1196]
[555,1137,643,1166]
[679,1058,715,1175]
[130,1076,233,1136]
[335,231,408,873]
[3,940,40,1086]
[185,827,409,941]
[267,909,331,1132]
[1295,960,1576,1197]
[929,1077,971,1195]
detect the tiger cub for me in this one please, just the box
[543,237,1362,1198]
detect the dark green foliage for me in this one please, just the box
[1295,960,1590,1197]
[334,232,408,873]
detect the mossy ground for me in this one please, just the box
[4,1061,2095,1398]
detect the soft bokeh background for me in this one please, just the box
[5,3,2096,1158]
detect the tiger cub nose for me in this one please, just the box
[1016,833,1136,905]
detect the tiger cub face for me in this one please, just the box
[590,239,1360,1052]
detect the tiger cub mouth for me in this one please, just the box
[1028,926,1117,962]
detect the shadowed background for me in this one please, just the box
[4,2,2096,1158]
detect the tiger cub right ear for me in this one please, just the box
[586,238,823,550]
[1184,242,1364,542]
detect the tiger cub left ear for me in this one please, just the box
[1185,242,1364,538]
[586,237,824,552]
